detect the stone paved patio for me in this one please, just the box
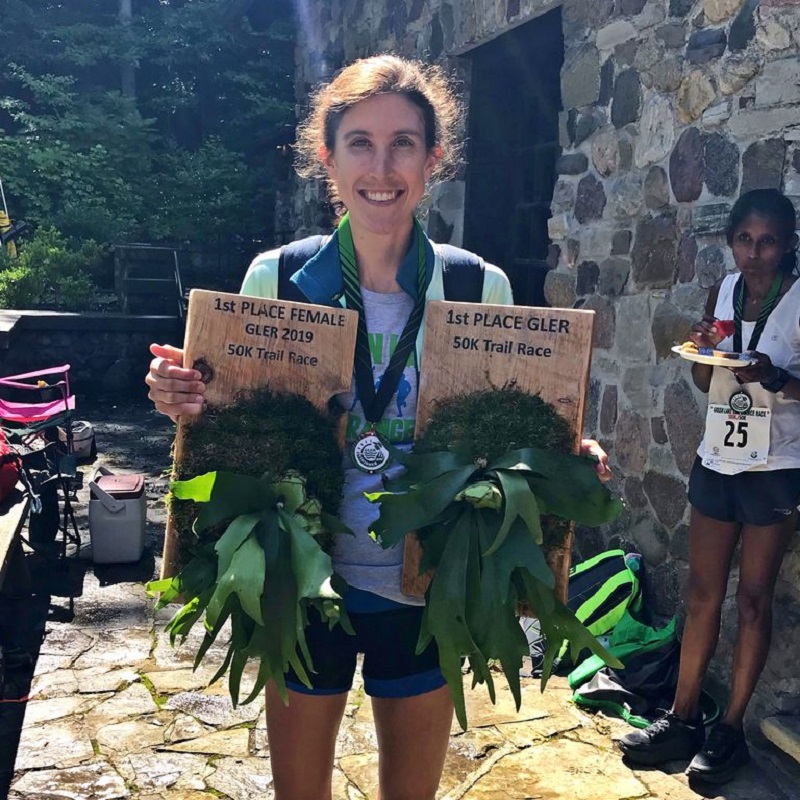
[2,402,797,800]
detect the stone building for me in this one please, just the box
[283,0,800,734]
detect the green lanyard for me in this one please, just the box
[733,272,783,352]
[337,213,428,424]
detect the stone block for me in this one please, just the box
[670,0,695,16]
[728,0,759,50]
[677,70,717,123]
[575,173,607,223]
[592,130,620,177]
[677,233,698,282]
[761,716,800,765]
[611,230,632,255]
[741,139,787,193]
[703,131,740,197]
[599,257,631,296]
[622,365,658,409]
[576,260,600,295]
[755,58,800,108]
[687,28,728,63]
[635,93,676,168]
[631,212,680,288]
[656,22,687,48]
[543,270,577,308]
[624,476,649,510]
[582,295,616,349]
[645,166,671,210]
[692,203,732,234]
[562,45,601,109]
[600,384,618,435]
[664,378,705,475]
[727,106,798,137]
[651,300,693,359]
[643,470,689,528]
[704,0,745,22]
[611,172,645,220]
[670,127,705,203]
[651,416,669,444]
[696,245,727,288]
[756,18,793,50]
[556,152,589,175]
[614,409,650,473]
[597,20,637,51]
[617,294,653,362]
[702,101,731,126]
[611,69,642,129]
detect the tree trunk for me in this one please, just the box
[119,0,136,100]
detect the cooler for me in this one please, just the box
[88,467,146,563]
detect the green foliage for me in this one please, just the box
[0,227,103,310]
[0,0,295,247]
[366,389,625,729]
[148,469,352,706]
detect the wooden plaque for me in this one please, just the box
[401,300,596,600]
[160,289,358,579]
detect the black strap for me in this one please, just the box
[438,244,485,303]
[277,238,485,303]
[277,235,325,302]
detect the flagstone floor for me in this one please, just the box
[2,402,797,800]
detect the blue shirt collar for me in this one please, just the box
[290,222,435,305]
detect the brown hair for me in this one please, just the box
[294,54,462,202]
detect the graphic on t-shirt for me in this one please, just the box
[344,330,417,445]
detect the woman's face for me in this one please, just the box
[730,212,797,278]
[323,93,441,237]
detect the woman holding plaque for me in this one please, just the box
[147,55,610,799]
[619,189,800,785]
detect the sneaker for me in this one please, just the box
[686,722,749,784]
[618,712,705,766]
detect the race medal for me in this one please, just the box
[352,429,391,473]
[728,390,752,414]
[703,402,771,475]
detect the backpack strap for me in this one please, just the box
[277,235,325,301]
[436,244,485,303]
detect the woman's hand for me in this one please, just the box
[145,343,207,423]
[689,314,725,349]
[580,438,613,483]
[731,351,775,385]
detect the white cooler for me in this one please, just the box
[88,467,146,563]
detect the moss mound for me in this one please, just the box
[171,388,344,561]
[416,387,574,462]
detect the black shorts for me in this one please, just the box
[688,456,800,526]
[284,601,445,698]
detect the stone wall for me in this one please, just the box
[0,314,182,400]
[290,0,800,722]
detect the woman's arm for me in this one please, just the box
[689,281,724,394]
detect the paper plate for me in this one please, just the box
[671,345,756,368]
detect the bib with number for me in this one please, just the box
[702,403,771,475]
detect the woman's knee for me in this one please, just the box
[736,587,773,626]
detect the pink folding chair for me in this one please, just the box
[0,365,75,445]
[0,365,80,557]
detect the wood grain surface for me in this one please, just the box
[401,300,596,600]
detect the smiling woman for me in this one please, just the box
[145,54,609,800]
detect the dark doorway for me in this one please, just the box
[463,9,564,306]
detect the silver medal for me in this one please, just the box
[352,430,391,473]
[729,390,752,414]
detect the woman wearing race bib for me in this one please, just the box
[146,55,611,800]
[619,189,800,784]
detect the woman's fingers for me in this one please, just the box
[580,438,613,483]
[146,343,206,421]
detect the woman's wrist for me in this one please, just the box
[761,367,790,393]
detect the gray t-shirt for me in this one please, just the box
[332,287,422,606]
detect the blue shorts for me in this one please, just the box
[285,590,446,699]
[688,456,800,526]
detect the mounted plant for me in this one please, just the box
[147,388,351,704]
[367,388,625,729]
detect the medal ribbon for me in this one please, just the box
[338,213,428,424]
[733,272,783,353]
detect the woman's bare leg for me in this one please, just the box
[724,513,796,727]
[672,507,740,720]
[372,685,454,800]
[265,681,348,800]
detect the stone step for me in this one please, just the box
[761,715,800,765]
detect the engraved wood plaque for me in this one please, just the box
[160,289,358,579]
[401,300,596,602]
